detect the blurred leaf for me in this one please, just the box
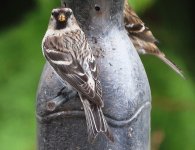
[128,0,156,13]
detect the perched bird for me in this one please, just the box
[124,0,184,78]
[42,7,114,142]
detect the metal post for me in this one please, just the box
[36,0,151,149]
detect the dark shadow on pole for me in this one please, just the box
[36,0,151,149]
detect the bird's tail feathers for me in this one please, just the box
[80,96,114,143]
[156,54,185,79]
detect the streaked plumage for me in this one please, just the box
[124,0,184,78]
[42,8,114,142]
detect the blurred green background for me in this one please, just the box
[0,0,194,149]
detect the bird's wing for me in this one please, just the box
[43,35,103,106]
[124,0,184,78]
[124,0,158,47]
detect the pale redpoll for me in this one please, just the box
[42,7,114,142]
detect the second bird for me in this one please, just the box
[124,0,184,78]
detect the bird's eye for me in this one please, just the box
[95,4,101,11]
[52,11,57,16]
[66,11,72,17]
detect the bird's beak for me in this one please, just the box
[58,13,66,22]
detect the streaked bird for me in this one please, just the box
[42,7,114,142]
[124,0,184,78]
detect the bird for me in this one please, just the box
[42,7,114,142]
[124,0,184,78]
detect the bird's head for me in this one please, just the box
[48,8,75,30]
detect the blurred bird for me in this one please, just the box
[42,7,114,142]
[124,0,184,78]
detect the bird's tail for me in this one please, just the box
[156,54,185,79]
[80,95,114,143]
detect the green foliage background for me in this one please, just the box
[0,0,194,149]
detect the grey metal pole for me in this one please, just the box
[36,0,151,149]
